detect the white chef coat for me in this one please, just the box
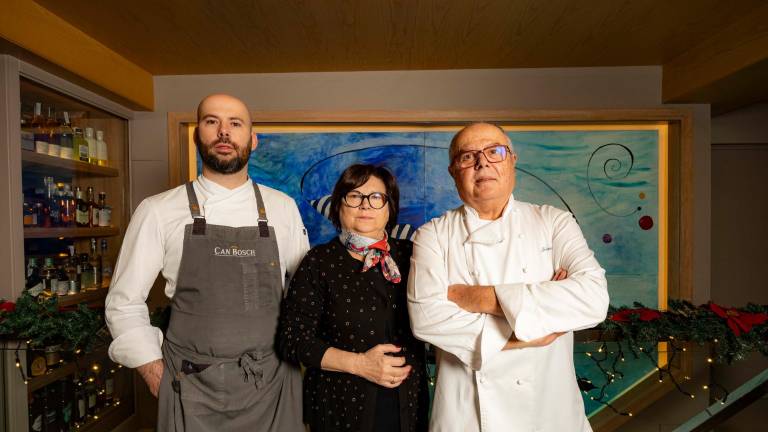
[105,175,309,368]
[408,194,609,432]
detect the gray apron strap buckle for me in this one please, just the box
[186,182,208,235]
[192,216,207,235]
[253,183,270,238]
[258,219,269,238]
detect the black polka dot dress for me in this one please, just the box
[277,238,429,432]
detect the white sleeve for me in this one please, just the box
[494,209,609,341]
[283,199,310,291]
[407,221,511,370]
[105,199,166,368]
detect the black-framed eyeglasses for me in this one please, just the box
[343,191,389,209]
[453,144,513,168]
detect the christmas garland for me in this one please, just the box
[0,293,104,351]
[603,300,768,363]
[578,300,768,416]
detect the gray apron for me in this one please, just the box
[157,182,303,432]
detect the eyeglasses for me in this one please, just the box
[453,144,512,168]
[343,191,389,209]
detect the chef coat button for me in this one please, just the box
[518,233,524,239]
[516,379,523,385]
[522,267,527,273]
[477,372,484,383]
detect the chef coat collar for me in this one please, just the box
[463,193,516,245]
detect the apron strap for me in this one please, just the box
[252,183,270,238]
[186,182,207,235]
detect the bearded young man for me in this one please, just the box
[105,94,308,431]
[407,122,609,432]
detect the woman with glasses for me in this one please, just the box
[277,164,429,432]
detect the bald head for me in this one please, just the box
[197,93,252,125]
[449,122,513,163]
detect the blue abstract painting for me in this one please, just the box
[196,125,666,417]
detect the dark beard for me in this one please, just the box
[195,132,252,174]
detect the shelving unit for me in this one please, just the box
[0,55,136,432]
[28,348,110,393]
[24,226,121,239]
[55,285,110,308]
[21,151,120,178]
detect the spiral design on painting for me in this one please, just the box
[587,143,638,217]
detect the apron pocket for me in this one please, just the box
[178,362,225,415]
[242,262,279,310]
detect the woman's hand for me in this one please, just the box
[353,344,412,388]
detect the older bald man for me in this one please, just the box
[407,122,609,432]
[105,94,308,431]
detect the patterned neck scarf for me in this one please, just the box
[339,230,402,284]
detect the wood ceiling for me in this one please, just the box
[31,0,766,74]
[4,0,767,111]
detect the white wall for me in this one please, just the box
[712,103,768,143]
[129,65,713,429]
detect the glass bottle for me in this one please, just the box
[86,187,98,227]
[44,384,60,430]
[65,184,76,227]
[59,112,75,160]
[25,257,44,296]
[28,389,44,432]
[75,374,87,425]
[40,257,57,296]
[45,177,61,227]
[23,195,34,227]
[80,253,95,291]
[65,250,80,295]
[58,379,73,430]
[32,102,48,155]
[55,259,69,296]
[90,238,102,289]
[74,127,89,163]
[100,239,112,286]
[57,185,70,227]
[34,202,44,228]
[75,187,89,227]
[86,371,98,416]
[45,106,61,157]
[104,366,115,407]
[85,127,98,165]
[98,192,111,227]
[96,130,109,166]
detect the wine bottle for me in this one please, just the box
[74,127,89,162]
[45,106,61,157]
[32,102,48,155]
[59,112,75,160]
[75,187,89,228]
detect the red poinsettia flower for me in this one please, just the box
[709,303,768,336]
[610,307,662,322]
[0,301,15,313]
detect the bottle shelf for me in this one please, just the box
[55,286,109,308]
[24,226,119,239]
[79,401,132,432]
[22,150,119,178]
[27,347,109,393]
